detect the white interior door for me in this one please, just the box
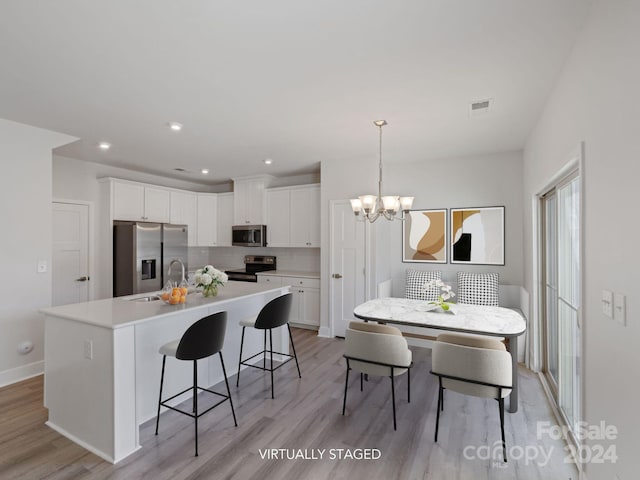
[52,202,90,306]
[330,200,366,337]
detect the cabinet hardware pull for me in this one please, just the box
[332,273,343,279]
[75,276,89,282]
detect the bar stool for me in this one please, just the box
[155,311,237,456]
[236,293,301,398]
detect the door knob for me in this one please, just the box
[332,274,343,279]
[75,276,89,282]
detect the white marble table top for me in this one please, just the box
[353,297,526,337]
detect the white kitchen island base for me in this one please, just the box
[42,283,291,463]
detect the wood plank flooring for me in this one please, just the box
[0,328,577,480]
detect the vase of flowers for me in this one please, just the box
[423,279,456,313]
[194,265,228,298]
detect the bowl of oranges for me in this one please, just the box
[160,281,188,305]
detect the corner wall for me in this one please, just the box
[0,119,76,386]
[522,2,640,478]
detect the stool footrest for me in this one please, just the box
[159,386,232,420]
[240,349,296,373]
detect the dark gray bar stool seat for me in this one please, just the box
[155,311,237,456]
[236,293,301,398]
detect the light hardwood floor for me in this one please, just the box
[1,328,577,480]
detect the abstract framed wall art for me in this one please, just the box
[450,206,505,265]
[402,209,447,263]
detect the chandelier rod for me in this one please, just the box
[378,121,383,204]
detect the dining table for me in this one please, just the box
[353,297,527,413]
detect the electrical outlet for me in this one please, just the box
[37,260,47,273]
[614,293,626,326]
[83,340,93,359]
[602,290,613,318]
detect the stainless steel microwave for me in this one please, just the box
[232,225,267,247]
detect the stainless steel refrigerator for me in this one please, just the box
[113,221,188,297]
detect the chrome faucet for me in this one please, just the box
[168,258,186,285]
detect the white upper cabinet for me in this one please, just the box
[290,185,320,247]
[144,187,171,223]
[216,193,234,246]
[113,181,170,223]
[196,194,218,247]
[266,189,291,247]
[232,176,271,225]
[170,191,197,246]
[265,184,319,248]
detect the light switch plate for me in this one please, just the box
[602,290,613,318]
[614,293,626,326]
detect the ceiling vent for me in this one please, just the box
[470,98,492,117]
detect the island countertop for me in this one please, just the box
[40,281,290,330]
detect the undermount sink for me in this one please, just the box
[129,295,161,302]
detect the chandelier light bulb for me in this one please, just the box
[359,195,377,214]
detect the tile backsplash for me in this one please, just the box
[208,247,320,272]
[187,248,212,275]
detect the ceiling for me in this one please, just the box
[0,0,590,185]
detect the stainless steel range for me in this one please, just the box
[225,255,276,282]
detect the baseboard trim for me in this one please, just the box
[317,326,331,338]
[45,421,141,464]
[0,360,44,388]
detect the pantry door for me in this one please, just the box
[52,201,90,306]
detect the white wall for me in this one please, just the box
[0,120,76,386]
[321,150,524,335]
[522,2,639,479]
[385,152,524,293]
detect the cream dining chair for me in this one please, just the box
[342,321,412,430]
[431,333,512,462]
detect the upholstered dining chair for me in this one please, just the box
[342,321,412,430]
[431,333,512,462]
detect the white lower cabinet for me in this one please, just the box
[261,275,320,328]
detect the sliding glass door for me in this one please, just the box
[542,172,581,433]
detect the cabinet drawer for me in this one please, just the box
[280,276,320,289]
[257,275,283,286]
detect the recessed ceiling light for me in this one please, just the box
[264,158,273,165]
[168,122,183,131]
[201,169,209,174]
[98,142,111,150]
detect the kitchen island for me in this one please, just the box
[40,281,290,463]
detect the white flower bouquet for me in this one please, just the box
[423,279,456,313]
[194,265,228,297]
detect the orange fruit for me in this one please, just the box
[179,296,186,303]
[169,295,180,305]
[161,292,170,301]
[171,288,181,296]
[179,287,188,296]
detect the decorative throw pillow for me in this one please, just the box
[405,269,442,301]
[457,272,499,306]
